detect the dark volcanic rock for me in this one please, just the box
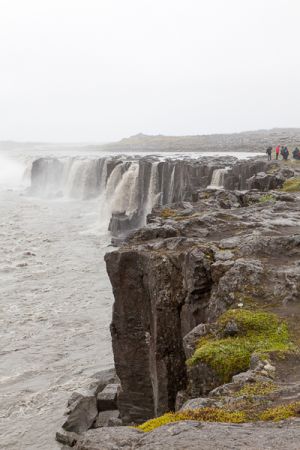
[104,163,300,424]
[88,368,118,395]
[62,390,98,434]
[93,410,120,428]
[105,242,213,423]
[97,383,119,411]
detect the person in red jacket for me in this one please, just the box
[275,145,280,160]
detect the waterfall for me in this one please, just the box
[29,155,237,236]
[105,163,124,200]
[168,166,176,204]
[110,163,140,217]
[30,157,107,199]
[144,161,160,216]
[209,167,229,188]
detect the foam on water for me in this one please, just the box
[0,183,113,449]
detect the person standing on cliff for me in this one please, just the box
[266,146,272,160]
[275,145,280,160]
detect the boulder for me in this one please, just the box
[97,384,119,411]
[73,427,143,450]
[62,389,98,434]
[56,428,79,447]
[93,410,120,428]
[88,368,118,395]
[180,397,223,411]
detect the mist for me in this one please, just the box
[0,0,299,142]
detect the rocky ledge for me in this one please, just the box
[59,159,300,449]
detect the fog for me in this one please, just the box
[0,0,299,142]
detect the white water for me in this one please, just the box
[209,167,230,188]
[145,161,160,217]
[0,152,113,450]
[110,162,139,217]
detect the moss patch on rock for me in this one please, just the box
[137,408,246,432]
[234,381,277,398]
[137,402,300,432]
[187,309,294,382]
[160,208,178,219]
[259,402,300,421]
[281,177,300,192]
[258,194,276,203]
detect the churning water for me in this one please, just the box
[0,152,113,449]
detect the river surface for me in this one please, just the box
[0,178,113,449]
[0,146,263,449]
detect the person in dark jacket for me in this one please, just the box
[282,146,289,160]
[293,147,300,160]
[266,146,272,160]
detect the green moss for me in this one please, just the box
[187,309,294,382]
[234,382,277,398]
[160,208,177,219]
[259,402,300,421]
[258,194,276,203]
[281,177,300,192]
[137,408,246,432]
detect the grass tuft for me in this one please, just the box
[259,402,300,421]
[281,177,300,192]
[258,194,275,203]
[160,208,177,219]
[234,382,277,398]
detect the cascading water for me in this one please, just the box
[29,156,236,235]
[168,165,176,204]
[209,167,230,189]
[144,161,160,217]
[110,163,140,217]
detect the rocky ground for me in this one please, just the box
[58,159,300,449]
[102,128,300,153]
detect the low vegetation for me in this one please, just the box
[137,408,246,432]
[233,381,277,398]
[281,177,300,192]
[258,194,275,203]
[259,402,300,421]
[187,309,294,382]
[160,208,178,219]
[137,401,300,432]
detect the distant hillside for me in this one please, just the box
[102,128,300,153]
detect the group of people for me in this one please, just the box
[266,145,300,161]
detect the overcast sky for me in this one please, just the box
[0,0,299,142]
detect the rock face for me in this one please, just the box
[105,243,213,423]
[104,159,300,426]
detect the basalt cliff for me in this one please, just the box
[57,158,300,450]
